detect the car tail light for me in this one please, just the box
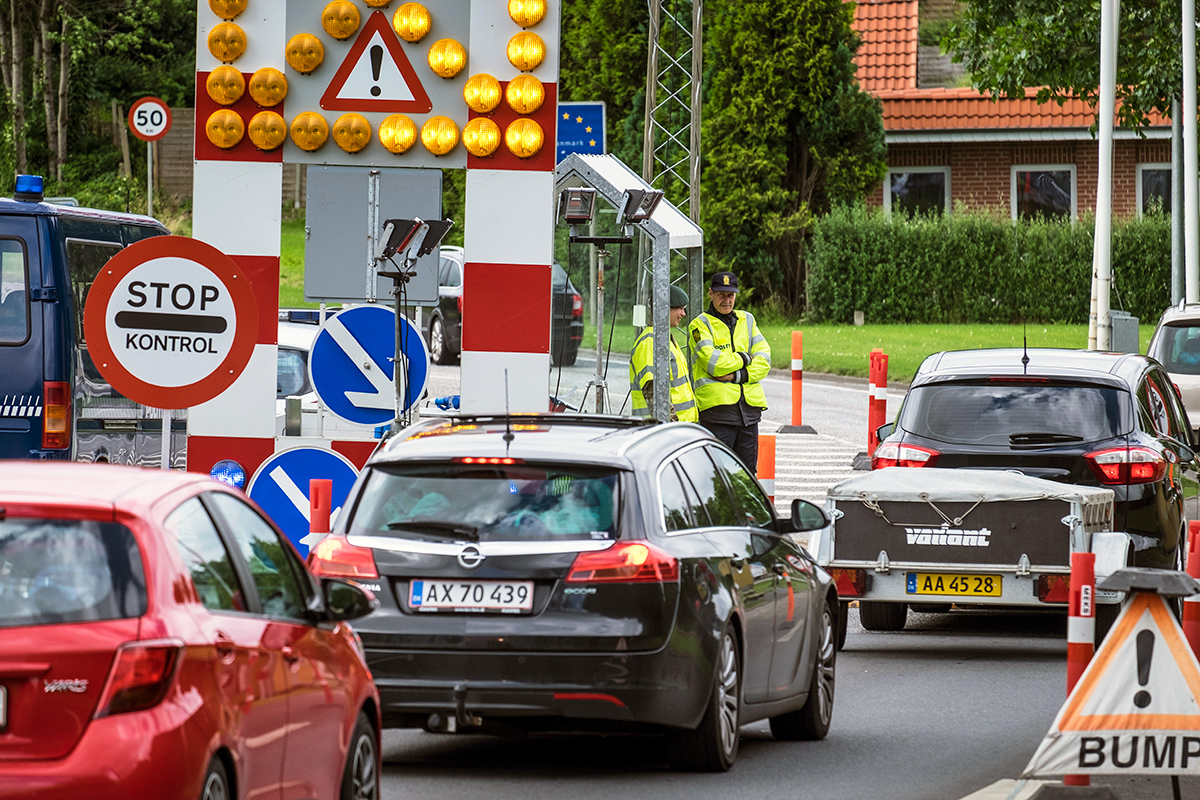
[1036,574,1070,603]
[454,456,523,465]
[566,541,679,583]
[987,376,1048,383]
[872,442,939,469]
[42,381,71,450]
[1084,446,1167,485]
[572,292,582,318]
[307,534,379,579]
[828,567,867,597]
[94,640,183,718]
[457,295,463,314]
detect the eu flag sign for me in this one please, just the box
[556,102,606,163]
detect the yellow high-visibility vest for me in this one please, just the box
[629,327,698,422]
[688,310,770,410]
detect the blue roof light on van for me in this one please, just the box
[14,174,45,203]
[210,459,247,489]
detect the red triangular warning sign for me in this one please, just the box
[320,11,432,113]
[1023,592,1200,777]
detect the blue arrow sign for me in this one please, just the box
[556,101,606,163]
[308,305,429,426]
[246,446,360,557]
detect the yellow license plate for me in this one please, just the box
[906,572,1002,597]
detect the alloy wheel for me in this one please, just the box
[716,632,739,757]
[814,605,836,727]
[430,318,446,363]
[202,770,229,800]
[349,733,378,800]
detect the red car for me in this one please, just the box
[0,463,381,800]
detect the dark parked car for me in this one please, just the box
[0,462,381,800]
[874,348,1199,607]
[306,414,838,771]
[423,246,584,366]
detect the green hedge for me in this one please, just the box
[807,206,1171,324]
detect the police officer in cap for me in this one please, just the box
[629,285,697,422]
[689,271,770,473]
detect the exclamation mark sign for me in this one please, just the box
[1134,629,1155,708]
[370,45,383,97]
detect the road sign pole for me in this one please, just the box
[146,140,154,218]
[394,287,408,428]
[160,408,170,470]
[1064,552,1096,787]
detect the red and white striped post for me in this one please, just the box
[867,349,888,454]
[757,433,776,504]
[309,478,332,537]
[1064,551,1096,787]
[1184,521,1200,655]
[790,331,803,426]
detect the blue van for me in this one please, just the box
[0,175,173,462]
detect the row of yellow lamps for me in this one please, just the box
[208,0,546,28]
[206,107,544,159]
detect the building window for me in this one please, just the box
[885,167,950,216]
[1137,163,1171,217]
[1011,165,1076,221]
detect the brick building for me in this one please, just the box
[853,0,1171,219]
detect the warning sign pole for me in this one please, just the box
[1065,552,1097,787]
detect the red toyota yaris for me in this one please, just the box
[0,463,381,800]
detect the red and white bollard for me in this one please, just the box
[757,434,776,505]
[790,331,803,427]
[1064,551,1096,787]
[867,349,889,454]
[1183,521,1200,655]
[310,478,333,537]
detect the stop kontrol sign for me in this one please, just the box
[83,236,258,409]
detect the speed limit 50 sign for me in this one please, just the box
[128,96,172,142]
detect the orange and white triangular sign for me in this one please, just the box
[1024,592,1200,776]
[320,11,432,113]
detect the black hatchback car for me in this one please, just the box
[424,247,584,367]
[307,414,838,772]
[875,348,1200,576]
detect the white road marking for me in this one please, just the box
[324,316,398,410]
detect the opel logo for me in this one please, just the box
[458,544,485,569]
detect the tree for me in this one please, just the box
[700,0,887,313]
[944,0,1183,129]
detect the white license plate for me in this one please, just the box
[409,580,534,612]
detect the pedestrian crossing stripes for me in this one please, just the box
[1,395,42,418]
[768,430,861,511]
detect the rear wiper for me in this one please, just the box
[384,519,479,541]
[1008,432,1084,444]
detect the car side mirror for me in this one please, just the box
[322,578,380,622]
[787,498,830,533]
[876,422,895,441]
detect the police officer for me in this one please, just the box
[629,285,697,422]
[689,271,770,473]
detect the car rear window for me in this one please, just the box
[351,463,621,542]
[1153,323,1200,376]
[898,381,1130,445]
[0,518,146,628]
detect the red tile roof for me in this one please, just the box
[853,0,918,93]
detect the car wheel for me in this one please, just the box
[341,712,378,800]
[551,339,579,367]
[200,758,230,800]
[770,599,836,741]
[836,601,848,651]
[859,601,907,632]
[665,627,741,772]
[429,317,455,366]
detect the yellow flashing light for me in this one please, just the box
[379,114,418,154]
[206,65,245,106]
[505,118,543,159]
[508,0,547,28]
[286,33,325,74]
[421,116,459,156]
[463,73,501,114]
[505,74,544,115]
[506,32,545,72]
[208,22,247,63]
[393,3,432,43]
[206,109,245,149]
[363,0,391,6]
[463,118,501,158]
[428,39,466,79]
[247,110,287,150]
[322,1,361,40]
[208,0,247,20]
[333,113,372,153]
[290,112,330,151]
[248,67,288,107]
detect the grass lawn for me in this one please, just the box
[283,218,1158,383]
